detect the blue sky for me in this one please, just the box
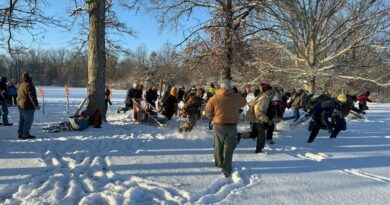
[14,0,205,53]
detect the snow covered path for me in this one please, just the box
[0,87,389,204]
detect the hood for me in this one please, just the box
[216,88,234,96]
[22,72,32,83]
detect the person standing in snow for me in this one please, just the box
[177,86,186,103]
[0,77,13,126]
[205,79,246,177]
[145,85,158,116]
[17,72,39,139]
[7,81,18,106]
[118,83,138,114]
[205,83,216,102]
[161,87,179,120]
[103,87,112,122]
[266,90,283,145]
[243,83,273,153]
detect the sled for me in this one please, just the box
[133,99,167,127]
[348,111,365,120]
[289,115,311,128]
[75,97,88,116]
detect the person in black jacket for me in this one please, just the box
[145,85,158,116]
[177,86,185,102]
[118,83,138,113]
[161,87,179,120]
[0,77,12,126]
[103,87,112,121]
[307,94,348,143]
[266,91,283,144]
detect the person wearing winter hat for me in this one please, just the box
[17,72,39,139]
[161,87,179,120]
[245,82,273,153]
[265,90,283,145]
[205,79,246,177]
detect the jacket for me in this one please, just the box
[17,73,39,110]
[205,88,246,125]
[246,91,271,123]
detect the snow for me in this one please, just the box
[0,86,389,205]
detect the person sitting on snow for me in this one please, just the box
[44,111,90,132]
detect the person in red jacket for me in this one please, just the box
[357,91,373,112]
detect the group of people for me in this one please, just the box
[0,73,40,139]
[1,73,374,177]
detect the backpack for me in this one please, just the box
[245,96,260,122]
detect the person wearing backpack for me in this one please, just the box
[244,83,273,153]
[266,91,283,145]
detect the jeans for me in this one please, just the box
[18,109,35,137]
[1,101,9,124]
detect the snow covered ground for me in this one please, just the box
[0,87,389,205]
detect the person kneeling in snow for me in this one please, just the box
[178,88,205,132]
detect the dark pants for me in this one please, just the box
[308,125,342,142]
[254,123,267,151]
[1,101,9,124]
[213,125,237,175]
[18,109,35,137]
[266,123,275,141]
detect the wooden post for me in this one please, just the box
[65,84,70,114]
[38,87,46,115]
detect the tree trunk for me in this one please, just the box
[86,0,106,117]
[307,75,316,94]
[223,0,233,81]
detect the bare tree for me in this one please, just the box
[0,0,57,54]
[123,0,262,81]
[252,0,390,94]
[69,0,135,116]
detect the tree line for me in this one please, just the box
[1,0,389,113]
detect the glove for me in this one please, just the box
[35,105,40,110]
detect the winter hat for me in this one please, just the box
[260,83,272,92]
[221,79,232,89]
[337,94,347,103]
[22,72,32,83]
[170,87,176,97]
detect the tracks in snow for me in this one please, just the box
[271,145,390,184]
